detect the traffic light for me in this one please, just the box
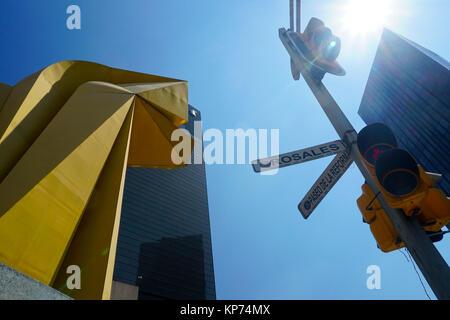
[357,183,404,252]
[303,18,341,63]
[416,186,450,232]
[356,123,450,250]
[281,17,345,81]
[357,182,446,252]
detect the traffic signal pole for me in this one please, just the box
[300,70,450,299]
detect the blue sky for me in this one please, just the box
[1,0,449,299]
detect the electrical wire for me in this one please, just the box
[404,249,432,300]
[398,248,409,263]
[365,191,381,211]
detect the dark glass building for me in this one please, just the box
[111,105,216,300]
[358,28,450,196]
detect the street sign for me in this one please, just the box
[251,140,346,173]
[298,149,353,219]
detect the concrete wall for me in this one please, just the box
[0,262,71,300]
[110,280,139,300]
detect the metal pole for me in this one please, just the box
[296,0,301,33]
[301,70,450,300]
[290,0,294,31]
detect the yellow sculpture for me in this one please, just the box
[0,61,191,299]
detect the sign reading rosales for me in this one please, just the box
[252,140,346,172]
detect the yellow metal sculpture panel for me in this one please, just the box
[0,82,11,112]
[128,97,181,168]
[52,106,134,300]
[0,81,135,284]
[0,60,186,182]
[121,82,188,126]
[0,61,190,299]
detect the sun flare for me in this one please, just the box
[342,0,392,36]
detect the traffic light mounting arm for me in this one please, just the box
[279,4,450,298]
[288,45,450,299]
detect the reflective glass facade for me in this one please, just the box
[358,29,450,196]
[112,105,216,300]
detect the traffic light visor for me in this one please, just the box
[375,149,420,196]
[357,123,397,166]
[302,17,345,75]
[304,17,325,39]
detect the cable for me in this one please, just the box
[405,249,432,300]
[365,191,381,211]
[397,248,409,263]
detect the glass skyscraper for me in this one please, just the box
[358,28,449,196]
[111,105,216,300]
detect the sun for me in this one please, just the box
[341,0,392,36]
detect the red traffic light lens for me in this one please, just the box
[364,144,393,166]
[357,123,398,166]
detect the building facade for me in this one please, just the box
[358,29,450,196]
[111,105,216,300]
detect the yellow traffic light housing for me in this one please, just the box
[304,18,341,63]
[373,143,450,226]
[356,123,450,244]
[302,17,345,77]
[374,148,429,215]
[280,17,345,81]
[417,186,450,232]
[357,183,404,252]
[357,182,448,252]
[357,123,426,216]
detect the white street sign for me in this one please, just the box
[251,140,346,173]
[298,149,353,219]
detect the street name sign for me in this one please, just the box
[251,140,346,173]
[298,149,353,219]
